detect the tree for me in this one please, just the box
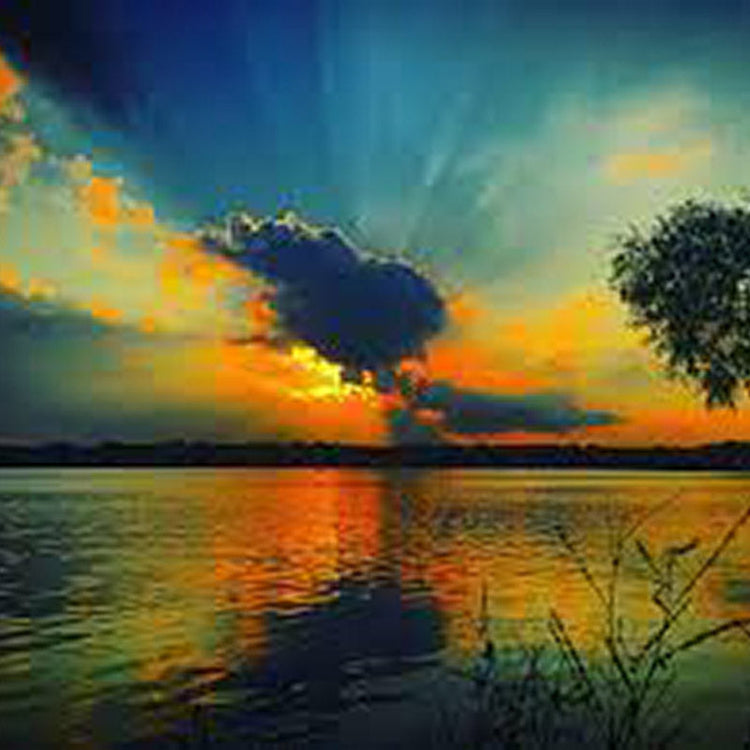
[610,199,750,408]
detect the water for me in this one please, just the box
[1,468,750,748]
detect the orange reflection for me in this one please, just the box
[205,469,382,658]
[391,473,750,655]
[50,467,750,744]
[65,470,383,683]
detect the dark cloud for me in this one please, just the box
[0,0,136,123]
[387,407,442,445]
[201,212,447,373]
[199,211,618,443]
[0,291,116,343]
[413,381,618,435]
[0,291,254,443]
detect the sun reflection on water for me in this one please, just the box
[2,469,750,747]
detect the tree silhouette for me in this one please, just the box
[610,199,750,408]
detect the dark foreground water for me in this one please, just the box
[1,468,750,748]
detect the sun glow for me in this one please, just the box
[287,344,378,404]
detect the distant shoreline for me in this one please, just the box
[3,441,750,470]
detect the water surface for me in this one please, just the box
[1,468,749,747]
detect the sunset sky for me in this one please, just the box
[3,0,750,445]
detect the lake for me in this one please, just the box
[1,468,750,748]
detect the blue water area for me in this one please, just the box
[1,468,750,748]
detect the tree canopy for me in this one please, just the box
[610,199,750,408]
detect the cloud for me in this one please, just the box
[0,50,21,106]
[603,139,712,184]
[0,87,254,340]
[468,83,749,312]
[413,381,618,435]
[387,407,443,444]
[0,285,388,444]
[201,211,447,373]
[0,4,136,125]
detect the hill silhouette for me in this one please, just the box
[2,440,750,469]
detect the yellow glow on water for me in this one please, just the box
[392,472,750,655]
[4,468,750,749]
[57,469,384,685]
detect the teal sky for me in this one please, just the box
[3,1,750,444]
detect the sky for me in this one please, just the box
[2,0,750,445]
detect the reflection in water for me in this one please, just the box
[0,469,750,747]
[393,472,750,653]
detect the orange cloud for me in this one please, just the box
[0,263,21,294]
[446,292,482,328]
[0,51,21,106]
[244,293,276,335]
[54,156,256,335]
[78,175,121,228]
[603,139,712,183]
[0,129,43,212]
[495,289,641,381]
[87,298,123,324]
[122,340,388,444]
[426,337,545,393]
[123,201,155,229]
[0,262,57,301]
[426,292,549,394]
[429,290,630,396]
[26,276,56,299]
[155,230,251,312]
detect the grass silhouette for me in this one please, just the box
[452,501,750,749]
